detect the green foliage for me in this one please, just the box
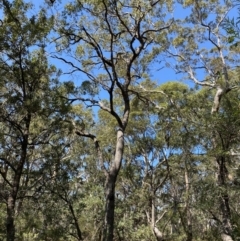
[0,1,239,241]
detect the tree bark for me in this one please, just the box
[211,81,234,240]
[104,174,117,241]
[5,113,30,241]
[103,129,124,241]
[217,157,233,241]
[6,161,26,241]
[6,195,15,241]
[151,200,164,241]
[153,226,164,241]
[184,162,192,241]
[68,201,83,240]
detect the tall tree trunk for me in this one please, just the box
[184,162,192,241]
[6,162,26,241]
[211,81,234,241]
[75,128,126,241]
[6,114,30,241]
[68,201,83,240]
[103,129,124,241]
[104,174,117,241]
[217,157,233,241]
[6,195,15,241]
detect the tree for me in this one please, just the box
[0,0,239,240]
[0,1,60,240]
[163,1,240,240]
[53,1,173,240]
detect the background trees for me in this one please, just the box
[0,0,239,241]
[0,1,55,240]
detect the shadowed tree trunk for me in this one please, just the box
[6,117,30,241]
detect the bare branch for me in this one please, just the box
[156,211,167,224]
[0,157,16,173]
[187,66,215,87]
[67,120,108,176]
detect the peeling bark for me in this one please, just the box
[211,87,231,114]
[211,87,224,113]
[153,226,164,241]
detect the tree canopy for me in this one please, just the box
[0,0,239,241]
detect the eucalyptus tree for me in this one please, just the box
[0,1,63,240]
[130,78,240,241]
[54,1,174,240]
[94,80,211,241]
[134,81,209,241]
[163,1,240,240]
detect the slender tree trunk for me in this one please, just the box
[6,115,30,241]
[184,162,192,241]
[75,128,126,241]
[104,174,117,241]
[217,157,233,241]
[211,84,234,241]
[68,201,83,240]
[6,165,25,241]
[103,129,124,241]
[6,195,15,241]
[151,195,164,241]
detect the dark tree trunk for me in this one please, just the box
[217,157,233,241]
[6,170,24,241]
[6,121,29,241]
[104,174,117,241]
[6,196,15,241]
[68,202,83,240]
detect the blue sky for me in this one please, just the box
[42,0,237,88]
[2,0,238,99]
[43,0,189,91]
